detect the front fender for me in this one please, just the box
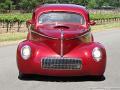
[64,42,106,75]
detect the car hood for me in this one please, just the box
[32,23,89,56]
[37,23,88,39]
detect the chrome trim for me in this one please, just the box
[60,30,64,57]
[29,29,90,40]
[29,30,32,40]
[31,30,59,39]
[92,47,102,62]
[65,31,90,40]
[21,45,31,60]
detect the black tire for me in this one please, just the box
[93,75,105,81]
[18,72,28,79]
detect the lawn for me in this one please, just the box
[0,32,27,42]
[92,22,120,31]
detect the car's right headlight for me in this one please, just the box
[21,45,31,60]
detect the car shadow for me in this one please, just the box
[18,75,105,82]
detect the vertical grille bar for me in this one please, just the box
[60,30,64,57]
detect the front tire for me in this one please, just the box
[92,75,105,81]
[18,72,28,79]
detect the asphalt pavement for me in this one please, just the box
[0,29,120,90]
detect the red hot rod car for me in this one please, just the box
[17,4,106,78]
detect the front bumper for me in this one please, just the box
[17,40,106,76]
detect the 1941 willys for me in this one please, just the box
[17,4,106,78]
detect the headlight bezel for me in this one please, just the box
[92,47,102,62]
[21,45,31,60]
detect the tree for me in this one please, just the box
[19,0,31,12]
[18,0,46,12]
[96,0,106,8]
[1,0,120,12]
[87,0,98,8]
[109,0,120,7]
[0,0,14,12]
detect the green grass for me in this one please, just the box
[90,13,120,20]
[92,22,120,31]
[0,32,27,42]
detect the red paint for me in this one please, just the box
[17,4,106,76]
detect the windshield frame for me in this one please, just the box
[38,11,86,25]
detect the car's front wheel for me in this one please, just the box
[92,75,105,81]
[18,72,28,79]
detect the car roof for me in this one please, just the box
[42,4,86,9]
[34,4,88,14]
[33,4,89,22]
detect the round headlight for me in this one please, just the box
[21,45,31,60]
[92,47,102,62]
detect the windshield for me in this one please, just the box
[38,12,85,24]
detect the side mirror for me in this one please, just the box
[89,21,96,26]
[26,20,32,25]
[26,20,34,30]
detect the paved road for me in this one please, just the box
[0,29,120,90]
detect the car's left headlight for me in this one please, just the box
[92,47,102,62]
[21,45,31,60]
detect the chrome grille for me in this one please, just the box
[42,57,82,70]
